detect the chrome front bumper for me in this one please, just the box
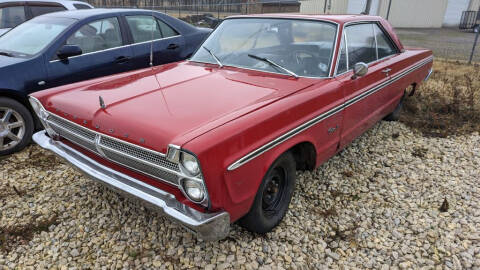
[32,131,230,241]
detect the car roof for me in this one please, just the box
[227,14,383,24]
[41,8,163,20]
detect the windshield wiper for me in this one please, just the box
[0,51,13,57]
[248,54,299,78]
[202,46,223,68]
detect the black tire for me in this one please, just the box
[239,151,296,234]
[0,97,34,156]
[384,93,405,121]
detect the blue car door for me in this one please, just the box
[46,16,134,88]
[123,15,185,69]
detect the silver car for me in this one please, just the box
[0,0,93,35]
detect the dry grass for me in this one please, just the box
[400,59,480,137]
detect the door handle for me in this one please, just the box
[115,56,130,64]
[382,68,392,76]
[167,43,179,50]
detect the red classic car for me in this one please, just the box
[28,14,433,240]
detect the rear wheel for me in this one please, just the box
[239,152,296,234]
[0,98,34,156]
[384,92,405,122]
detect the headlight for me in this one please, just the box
[182,179,205,202]
[28,96,48,121]
[180,152,200,176]
[28,96,58,138]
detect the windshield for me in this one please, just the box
[191,18,337,77]
[0,16,75,57]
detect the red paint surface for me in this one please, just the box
[32,15,432,222]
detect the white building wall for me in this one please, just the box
[443,0,471,26]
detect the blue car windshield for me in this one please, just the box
[0,16,75,57]
[190,18,338,78]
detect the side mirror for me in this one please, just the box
[57,45,82,60]
[351,62,368,79]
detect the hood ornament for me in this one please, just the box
[99,96,106,109]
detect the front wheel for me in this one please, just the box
[239,152,296,234]
[0,97,34,156]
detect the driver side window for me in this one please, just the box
[66,17,122,54]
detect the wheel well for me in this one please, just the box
[407,83,417,96]
[0,89,42,130]
[289,142,316,171]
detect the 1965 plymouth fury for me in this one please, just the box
[28,14,433,240]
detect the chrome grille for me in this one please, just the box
[48,114,96,141]
[99,136,180,172]
[45,114,180,186]
[102,149,178,184]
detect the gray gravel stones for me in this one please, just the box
[1,121,479,269]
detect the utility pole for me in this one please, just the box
[363,0,372,15]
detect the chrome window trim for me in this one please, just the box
[49,35,180,63]
[227,55,433,171]
[372,23,379,60]
[189,18,340,79]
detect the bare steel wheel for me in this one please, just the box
[0,98,34,156]
[239,151,296,234]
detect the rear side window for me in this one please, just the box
[73,4,92,9]
[29,5,66,17]
[373,24,397,59]
[345,23,376,65]
[157,19,178,37]
[0,6,26,28]
[126,16,162,43]
[66,17,122,54]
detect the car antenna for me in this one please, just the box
[149,0,154,67]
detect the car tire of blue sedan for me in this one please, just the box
[239,151,296,234]
[0,98,34,156]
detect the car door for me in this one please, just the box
[46,16,134,88]
[123,15,185,69]
[335,22,393,148]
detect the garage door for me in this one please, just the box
[347,0,379,15]
[443,0,470,26]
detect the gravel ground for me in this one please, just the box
[1,121,479,269]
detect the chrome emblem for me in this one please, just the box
[99,96,106,109]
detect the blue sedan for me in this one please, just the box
[0,9,211,155]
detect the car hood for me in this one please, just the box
[0,55,30,68]
[38,61,316,153]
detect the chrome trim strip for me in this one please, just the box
[424,68,433,81]
[32,131,229,241]
[227,56,433,171]
[49,35,180,63]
